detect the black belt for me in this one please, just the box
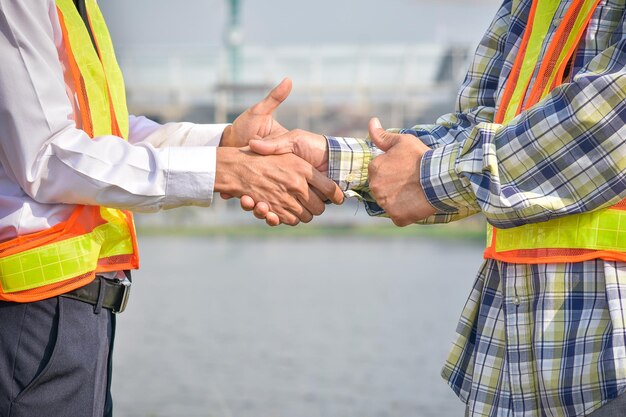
[61,275,131,314]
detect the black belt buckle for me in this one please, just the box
[112,278,131,314]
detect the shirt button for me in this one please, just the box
[345,173,355,182]
[512,296,520,306]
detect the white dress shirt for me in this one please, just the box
[0,0,227,243]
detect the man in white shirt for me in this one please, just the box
[0,1,342,416]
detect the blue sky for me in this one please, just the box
[101,0,502,50]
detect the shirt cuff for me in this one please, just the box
[326,136,382,193]
[159,146,216,209]
[420,142,476,213]
[185,123,230,147]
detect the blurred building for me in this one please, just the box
[119,43,470,132]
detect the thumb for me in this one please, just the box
[368,117,400,152]
[251,78,293,115]
[249,133,295,156]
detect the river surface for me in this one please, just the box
[112,235,484,417]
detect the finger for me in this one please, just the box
[277,190,314,224]
[297,186,326,216]
[240,195,256,211]
[292,199,315,223]
[278,210,300,226]
[278,194,313,225]
[249,133,295,156]
[265,212,280,227]
[368,117,400,152]
[268,201,301,226]
[250,78,293,115]
[220,193,233,200]
[307,170,344,205]
[253,202,271,219]
[311,187,327,203]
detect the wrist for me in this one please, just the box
[219,125,233,147]
[214,147,244,194]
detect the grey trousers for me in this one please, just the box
[0,296,116,417]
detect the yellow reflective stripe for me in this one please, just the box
[85,0,129,139]
[538,0,599,100]
[98,207,134,257]
[502,0,560,124]
[495,209,626,252]
[0,230,101,293]
[56,0,112,137]
[0,209,133,294]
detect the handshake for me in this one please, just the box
[215,78,436,227]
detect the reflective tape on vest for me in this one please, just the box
[495,208,626,252]
[0,208,134,293]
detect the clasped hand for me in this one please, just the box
[239,117,437,227]
[216,79,343,226]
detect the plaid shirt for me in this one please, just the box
[326,0,626,415]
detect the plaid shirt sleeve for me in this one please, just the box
[327,1,626,229]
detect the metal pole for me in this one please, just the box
[226,0,242,84]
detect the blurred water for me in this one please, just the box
[112,235,484,417]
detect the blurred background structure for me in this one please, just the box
[98,1,501,416]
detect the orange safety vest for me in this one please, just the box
[0,0,139,302]
[483,0,626,264]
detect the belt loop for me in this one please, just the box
[93,276,106,315]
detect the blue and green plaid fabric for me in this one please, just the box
[326,0,626,415]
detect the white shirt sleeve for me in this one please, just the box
[128,115,228,148]
[0,0,221,213]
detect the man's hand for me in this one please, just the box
[367,118,436,226]
[233,128,332,226]
[248,129,329,172]
[220,78,292,148]
[215,147,343,226]
[218,78,291,211]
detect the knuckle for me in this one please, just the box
[281,214,298,226]
[368,163,377,176]
[390,213,410,227]
[391,216,403,227]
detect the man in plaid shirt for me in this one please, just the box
[241,0,626,415]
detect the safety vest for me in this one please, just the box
[0,0,139,302]
[483,0,626,264]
